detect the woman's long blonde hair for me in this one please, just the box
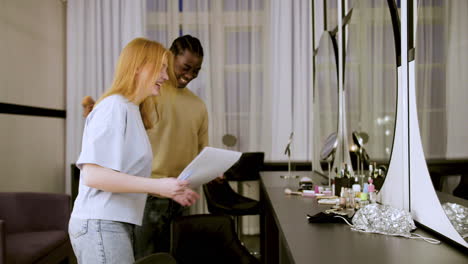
[96,38,169,129]
[150,50,178,119]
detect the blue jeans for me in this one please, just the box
[69,218,135,264]
[133,196,188,259]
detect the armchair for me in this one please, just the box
[0,192,73,264]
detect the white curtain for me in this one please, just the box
[65,0,145,193]
[416,0,468,196]
[270,0,292,161]
[416,0,468,159]
[416,0,446,158]
[270,0,313,162]
[444,1,468,159]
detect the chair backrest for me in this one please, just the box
[0,192,70,233]
[170,214,259,264]
[134,252,176,264]
[224,152,265,181]
[203,180,240,209]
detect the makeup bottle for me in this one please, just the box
[347,189,355,209]
[359,183,369,206]
[339,187,346,206]
[352,176,361,196]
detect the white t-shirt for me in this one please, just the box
[71,94,152,225]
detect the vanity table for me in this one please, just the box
[260,171,468,264]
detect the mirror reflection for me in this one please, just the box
[325,0,338,31]
[320,132,338,186]
[416,0,468,241]
[344,0,398,190]
[314,32,339,175]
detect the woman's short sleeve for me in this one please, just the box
[76,98,127,172]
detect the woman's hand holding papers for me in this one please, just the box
[151,178,200,206]
[173,188,200,207]
[82,164,199,206]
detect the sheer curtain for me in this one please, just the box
[444,1,468,158]
[65,0,145,193]
[270,0,313,161]
[416,0,468,195]
[416,0,468,159]
[416,0,446,158]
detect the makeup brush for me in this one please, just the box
[284,188,302,196]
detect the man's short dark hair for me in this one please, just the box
[170,35,204,57]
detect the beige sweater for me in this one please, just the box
[147,85,208,179]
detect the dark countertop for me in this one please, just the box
[260,171,468,264]
[437,191,468,207]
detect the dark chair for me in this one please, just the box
[203,152,263,236]
[203,181,260,234]
[453,174,468,199]
[134,252,176,264]
[224,152,265,181]
[170,214,259,264]
[0,192,73,264]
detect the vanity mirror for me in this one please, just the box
[325,0,338,31]
[320,132,338,162]
[313,32,339,174]
[415,0,468,243]
[344,0,398,188]
[320,132,338,186]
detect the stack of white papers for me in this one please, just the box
[177,147,242,188]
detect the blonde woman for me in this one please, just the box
[68,38,199,264]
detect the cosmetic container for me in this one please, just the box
[339,187,346,206]
[352,177,361,193]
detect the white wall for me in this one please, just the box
[0,0,66,193]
